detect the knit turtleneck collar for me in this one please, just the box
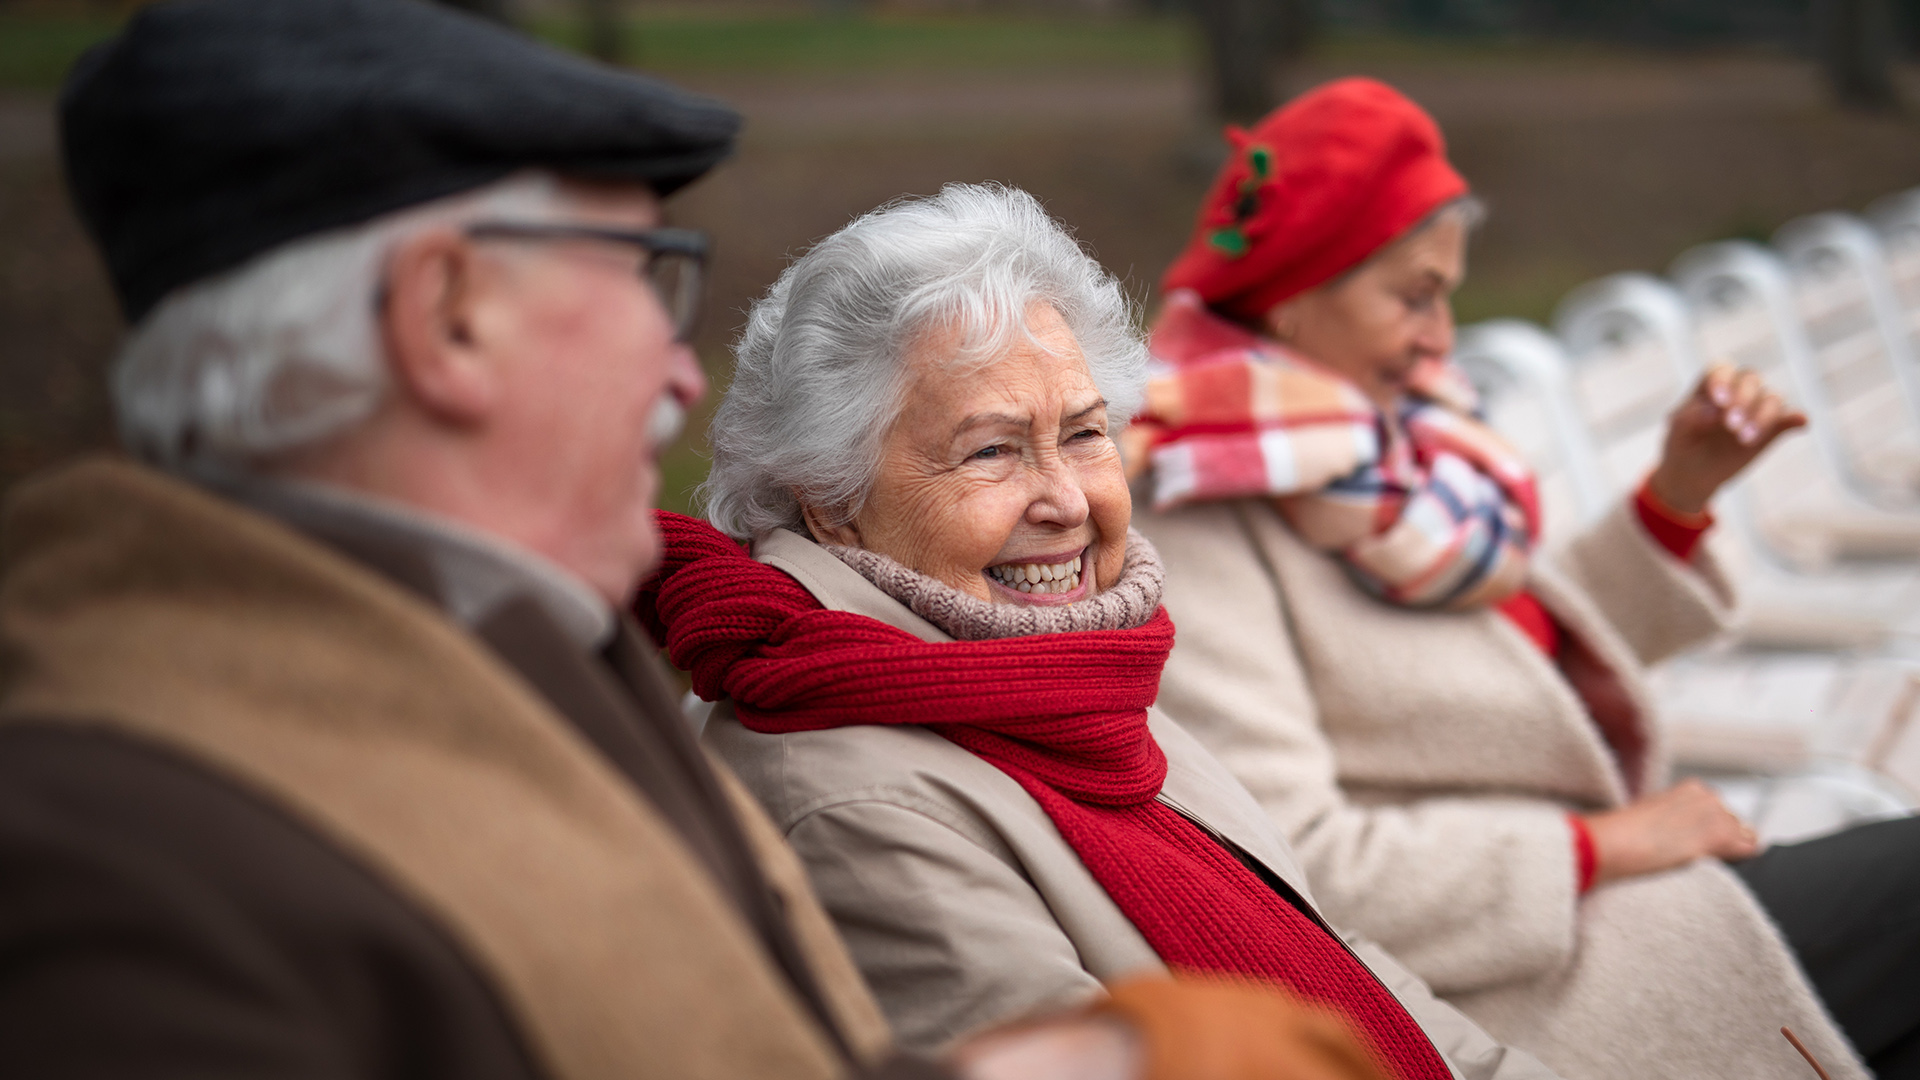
[824,530,1165,641]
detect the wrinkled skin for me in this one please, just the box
[287,180,707,604]
[1264,212,1466,411]
[1584,778,1759,885]
[1648,364,1807,515]
[802,304,1131,605]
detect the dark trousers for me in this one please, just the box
[1733,815,1920,1079]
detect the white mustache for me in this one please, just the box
[648,396,687,452]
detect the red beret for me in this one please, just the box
[1161,77,1468,323]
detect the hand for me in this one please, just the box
[1646,365,1807,515]
[952,1013,1143,1080]
[1581,778,1759,887]
[952,976,1388,1080]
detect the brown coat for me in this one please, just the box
[1137,497,1864,1080]
[0,459,893,1080]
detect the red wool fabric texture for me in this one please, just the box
[637,512,1450,1080]
[1633,480,1714,563]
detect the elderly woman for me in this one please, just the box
[1134,77,1915,1080]
[638,183,1560,1080]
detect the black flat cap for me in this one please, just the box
[61,0,741,323]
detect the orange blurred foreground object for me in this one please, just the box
[1098,975,1390,1080]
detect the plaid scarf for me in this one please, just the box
[1126,290,1539,610]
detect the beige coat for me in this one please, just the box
[1136,496,1864,1080]
[707,528,1558,1080]
[0,460,892,1080]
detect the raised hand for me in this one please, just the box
[1645,365,1808,516]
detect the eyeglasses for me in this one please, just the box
[465,222,709,342]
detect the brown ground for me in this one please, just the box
[5,47,1920,512]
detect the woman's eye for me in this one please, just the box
[971,445,1003,460]
[1070,428,1103,441]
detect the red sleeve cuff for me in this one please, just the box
[1568,814,1598,894]
[1495,590,1562,657]
[1634,480,1713,562]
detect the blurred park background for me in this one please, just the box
[3,0,1918,515]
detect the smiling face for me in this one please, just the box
[803,304,1131,605]
[1264,210,1467,410]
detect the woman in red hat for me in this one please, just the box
[1136,78,1915,1080]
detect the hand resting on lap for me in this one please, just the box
[1580,778,1760,887]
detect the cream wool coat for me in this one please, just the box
[707,528,1559,1080]
[1136,496,1864,1080]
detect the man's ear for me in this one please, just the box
[379,228,499,426]
[799,499,861,548]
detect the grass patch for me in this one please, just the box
[1309,29,1688,71]
[0,8,1694,92]
[533,11,1194,75]
[0,14,121,90]
[0,9,1195,90]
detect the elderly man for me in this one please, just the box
[0,2,1405,1079]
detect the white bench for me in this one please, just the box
[1670,241,1920,566]
[1453,317,1919,840]
[1774,212,1920,507]
[1552,271,1920,652]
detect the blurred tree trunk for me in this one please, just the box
[581,0,624,63]
[434,0,516,24]
[1192,0,1272,122]
[1270,0,1318,59]
[1192,0,1316,123]
[1816,0,1899,110]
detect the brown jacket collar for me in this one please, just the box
[0,457,891,1080]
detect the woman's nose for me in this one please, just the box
[1026,455,1089,528]
[1417,302,1456,359]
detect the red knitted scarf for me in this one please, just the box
[637,512,1449,1080]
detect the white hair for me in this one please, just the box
[1444,194,1488,230]
[113,172,569,468]
[703,183,1147,540]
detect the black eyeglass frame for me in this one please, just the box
[465,222,710,342]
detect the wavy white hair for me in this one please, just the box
[113,172,568,468]
[703,183,1147,540]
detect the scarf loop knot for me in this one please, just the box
[1126,290,1540,610]
[635,512,1171,806]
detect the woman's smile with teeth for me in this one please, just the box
[987,553,1084,595]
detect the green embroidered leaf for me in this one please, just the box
[1208,226,1249,257]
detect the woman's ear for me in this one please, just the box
[1263,297,1302,344]
[378,227,500,426]
[799,500,861,548]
